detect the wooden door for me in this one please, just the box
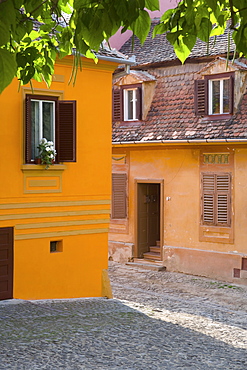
[0,228,13,300]
[137,184,160,257]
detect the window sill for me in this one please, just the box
[119,120,142,127]
[21,164,67,172]
[202,114,233,121]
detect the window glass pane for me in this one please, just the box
[127,90,133,120]
[31,101,40,160]
[43,102,54,142]
[223,79,230,113]
[212,80,220,114]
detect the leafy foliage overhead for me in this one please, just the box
[0,0,159,93]
[0,0,246,93]
[154,0,247,63]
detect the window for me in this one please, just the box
[113,85,142,122]
[195,73,234,117]
[25,95,76,164]
[112,173,127,219]
[124,88,139,121]
[201,172,231,226]
[50,240,63,253]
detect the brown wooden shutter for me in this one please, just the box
[202,173,231,226]
[195,79,207,116]
[112,173,127,219]
[57,100,76,162]
[112,87,122,122]
[216,173,231,226]
[202,173,215,225]
[136,86,142,120]
[25,95,32,163]
[229,75,234,114]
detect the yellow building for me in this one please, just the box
[0,50,131,300]
[110,25,247,284]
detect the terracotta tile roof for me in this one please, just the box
[113,22,247,144]
[112,66,247,143]
[120,20,236,66]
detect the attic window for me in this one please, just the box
[113,84,142,123]
[124,88,139,121]
[195,73,234,117]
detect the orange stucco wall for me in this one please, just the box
[110,144,247,283]
[0,56,117,299]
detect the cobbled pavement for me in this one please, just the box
[0,261,246,369]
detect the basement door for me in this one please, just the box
[0,227,13,300]
[137,183,160,258]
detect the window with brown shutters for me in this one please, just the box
[201,172,231,227]
[195,73,234,117]
[112,173,127,219]
[25,95,76,163]
[112,84,142,123]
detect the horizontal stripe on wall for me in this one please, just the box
[15,228,109,240]
[0,209,110,221]
[16,218,110,230]
[0,199,111,210]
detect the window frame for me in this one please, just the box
[26,94,58,164]
[112,84,142,123]
[195,72,234,118]
[123,87,138,121]
[25,94,76,164]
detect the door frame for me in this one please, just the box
[134,179,164,259]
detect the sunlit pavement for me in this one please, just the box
[0,263,246,369]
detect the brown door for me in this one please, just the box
[0,228,13,300]
[137,184,160,257]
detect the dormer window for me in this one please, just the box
[208,77,231,115]
[124,88,139,121]
[113,84,142,123]
[195,73,234,117]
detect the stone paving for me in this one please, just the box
[0,262,247,369]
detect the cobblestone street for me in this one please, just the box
[0,262,247,369]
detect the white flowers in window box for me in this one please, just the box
[36,138,57,169]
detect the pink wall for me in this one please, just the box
[109,0,179,50]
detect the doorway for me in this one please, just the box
[137,183,161,260]
[0,227,13,300]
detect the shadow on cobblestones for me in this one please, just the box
[0,298,246,369]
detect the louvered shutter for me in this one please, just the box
[136,86,142,120]
[112,88,122,122]
[25,96,32,163]
[195,79,207,116]
[216,174,231,225]
[202,173,231,226]
[202,174,215,225]
[57,100,76,162]
[112,173,127,219]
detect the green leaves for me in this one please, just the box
[0,49,17,93]
[154,0,242,64]
[1,0,247,92]
[130,10,151,44]
[145,0,159,11]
